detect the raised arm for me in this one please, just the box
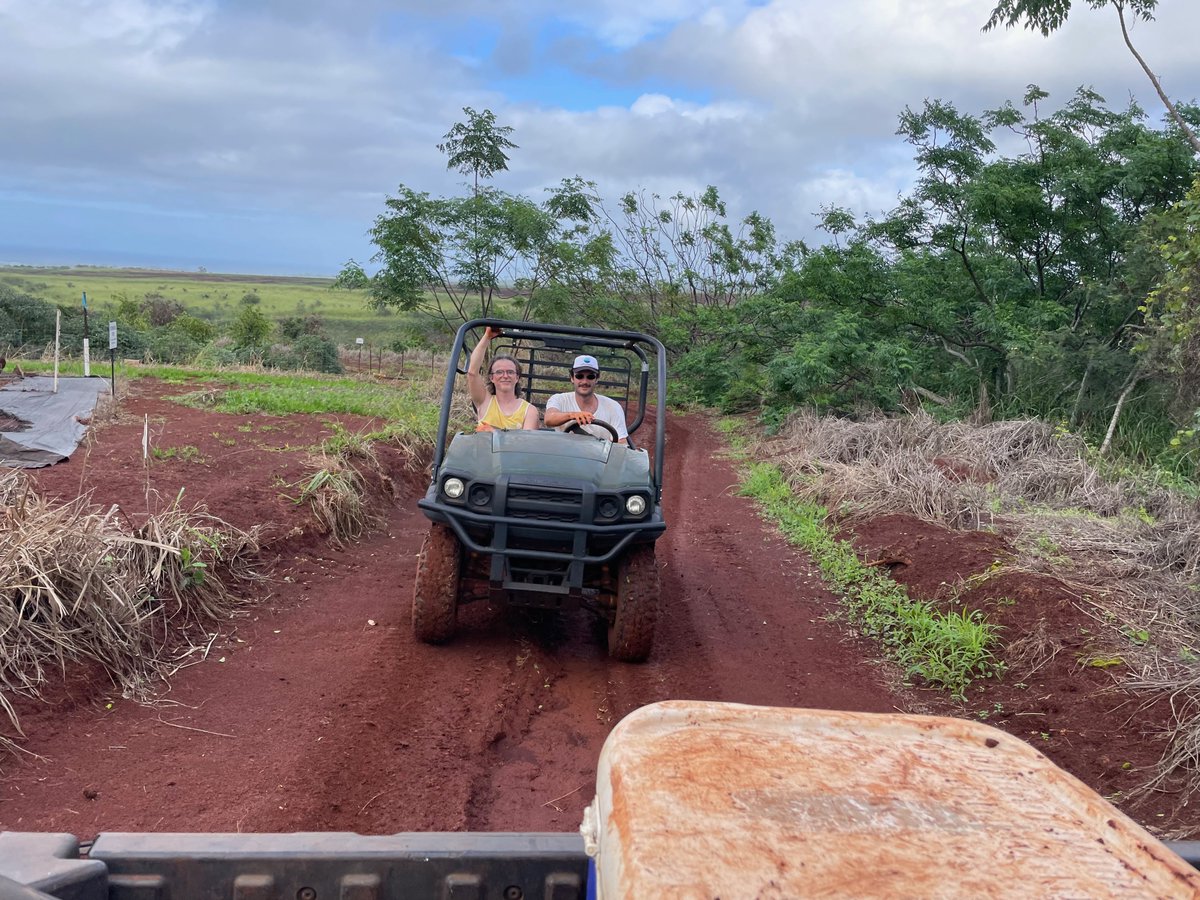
[465,326,502,409]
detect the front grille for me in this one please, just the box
[507,485,583,522]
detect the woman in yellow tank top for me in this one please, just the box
[466,327,540,432]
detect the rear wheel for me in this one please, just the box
[608,545,659,662]
[413,524,461,643]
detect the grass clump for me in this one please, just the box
[0,473,263,754]
[738,462,1001,700]
[283,456,378,547]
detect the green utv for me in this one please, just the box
[414,320,667,662]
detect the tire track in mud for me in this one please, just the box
[246,515,558,833]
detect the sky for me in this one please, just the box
[1,0,1198,277]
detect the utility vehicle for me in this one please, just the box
[413,320,667,662]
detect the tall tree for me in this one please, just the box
[983,0,1200,154]
[344,108,555,328]
[363,185,558,328]
[437,107,518,197]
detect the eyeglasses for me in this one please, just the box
[574,371,598,380]
[491,369,518,377]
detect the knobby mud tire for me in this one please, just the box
[412,524,461,644]
[608,544,659,662]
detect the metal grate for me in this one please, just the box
[507,485,583,522]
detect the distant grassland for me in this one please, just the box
[0,265,408,345]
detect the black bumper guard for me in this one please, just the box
[417,496,667,573]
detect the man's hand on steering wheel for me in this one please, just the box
[565,418,620,441]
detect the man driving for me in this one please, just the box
[544,354,629,445]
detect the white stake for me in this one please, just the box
[54,309,61,392]
[142,414,149,460]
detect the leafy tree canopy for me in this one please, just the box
[437,106,518,192]
[984,0,1158,36]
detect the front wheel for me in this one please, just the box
[413,524,461,643]
[608,545,659,662]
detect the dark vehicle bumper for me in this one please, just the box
[418,492,664,603]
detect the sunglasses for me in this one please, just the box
[574,371,599,380]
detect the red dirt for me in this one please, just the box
[0,378,1195,841]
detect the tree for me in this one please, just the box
[278,314,327,340]
[861,89,1196,413]
[535,179,800,335]
[347,108,561,329]
[332,260,369,291]
[230,305,271,349]
[142,293,185,326]
[983,0,1200,154]
[0,286,56,346]
[114,292,149,330]
[170,314,217,343]
[363,185,559,327]
[437,107,518,196]
[1130,176,1200,463]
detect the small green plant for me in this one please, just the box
[178,546,208,588]
[976,702,1005,721]
[1032,533,1061,558]
[1122,626,1151,646]
[152,445,204,463]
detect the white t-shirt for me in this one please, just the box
[546,392,629,441]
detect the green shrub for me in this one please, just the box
[263,335,343,374]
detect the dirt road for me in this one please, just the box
[0,391,899,837]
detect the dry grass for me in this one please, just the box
[1005,619,1063,679]
[0,470,263,754]
[285,456,378,546]
[755,407,1200,795]
[283,426,402,546]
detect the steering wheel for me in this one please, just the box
[565,418,620,442]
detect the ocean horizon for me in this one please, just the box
[0,244,335,279]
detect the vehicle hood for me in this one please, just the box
[439,429,652,492]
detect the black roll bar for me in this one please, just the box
[433,319,667,496]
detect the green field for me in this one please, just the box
[0,265,406,346]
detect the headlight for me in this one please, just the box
[443,477,465,499]
[468,484,492,507]
[625,494,647,516]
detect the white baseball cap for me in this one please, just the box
[572,354,600,373]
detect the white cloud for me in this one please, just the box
[0,0,210,51]
[0,0,1197,274]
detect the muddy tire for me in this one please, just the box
[608,544,659,662]
[413,524,461,644]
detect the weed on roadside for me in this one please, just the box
[736,462,1002,700]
